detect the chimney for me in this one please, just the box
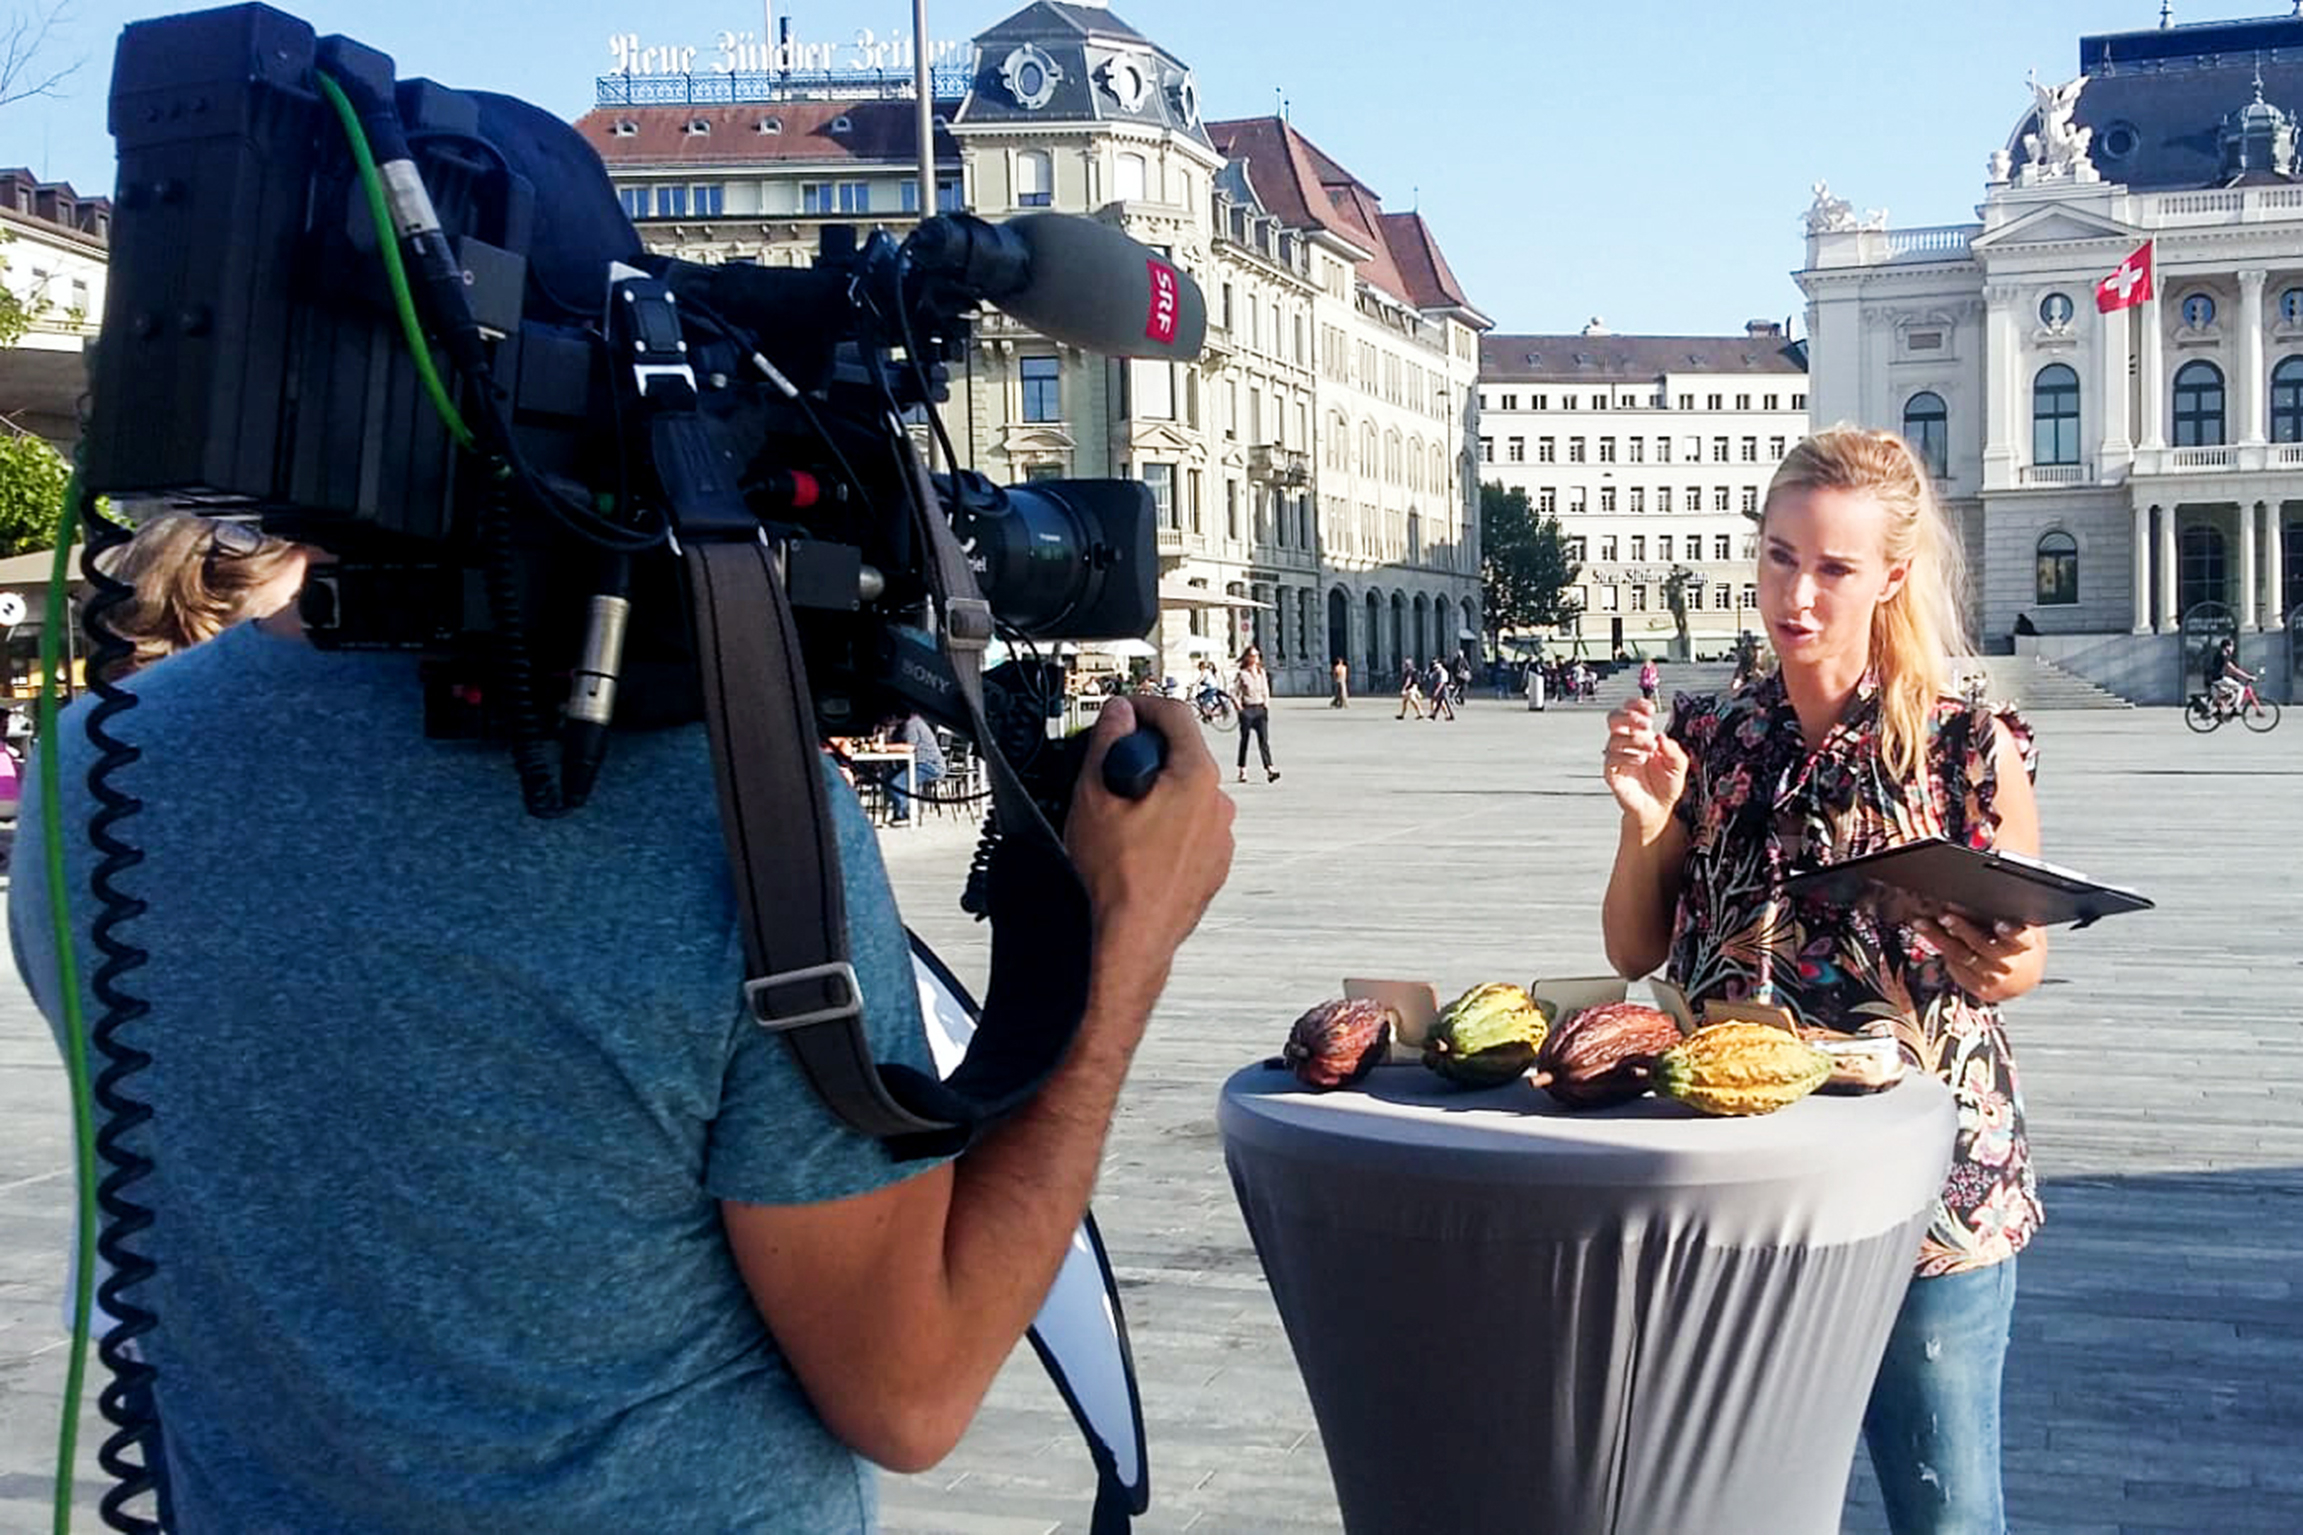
[1745,319,1782,339]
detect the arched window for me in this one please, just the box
[1114,151,1146,204]
[2031,365,2081,466]
[1902,391,1949,477]
[2178,522,2227,618]
[1016,149,1053,208]
[2272,356,2303,445]
[2173,361,2225,447]
[2035,530,2078,606]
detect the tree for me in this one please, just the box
[1478,480,1581,656]
[0,429,72,557]
[0,2,84,110]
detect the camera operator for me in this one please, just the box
[11,594,1234,1530]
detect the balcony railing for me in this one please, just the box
[2020,463,2089,486]
[1155,526,1189,558]
[1246,443,1310,486]
[2168,446,2235,469]
[2145,185,2303,224]
[2274,444,2303,467]
[1882,224,1978,261]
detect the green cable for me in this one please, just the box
[314,71,475,451]
[44,481,94,1535]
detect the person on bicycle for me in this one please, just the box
[2209,638,2254,716]
[1194,656,1223,707]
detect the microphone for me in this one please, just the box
[908,213,1207,361]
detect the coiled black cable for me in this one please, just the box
[75,496,170,1534]
[474,464,566,820]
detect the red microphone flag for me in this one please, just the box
[2096,240,2154,313]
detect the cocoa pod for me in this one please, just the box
[1529,1001,1684,1109]
[1282,998,1394,1090]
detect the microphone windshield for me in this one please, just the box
[998,214,1207,362]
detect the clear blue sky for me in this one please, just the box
[2,1,2280,335]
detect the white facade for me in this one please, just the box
[1795,15,2303,702]
[1478,330,1807,658]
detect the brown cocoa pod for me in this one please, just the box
[1282,998,1394,1090]
[1529,1001,1684,1109]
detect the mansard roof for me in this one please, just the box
[2010,13,2303,190]
[575,99,957,168]
[953,1,1208,146]
[1480,333,1806,381]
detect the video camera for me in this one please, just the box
[83,1,1205,814]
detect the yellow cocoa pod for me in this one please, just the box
[1651,1022,1832,1117]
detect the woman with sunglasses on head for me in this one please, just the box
[1598,426,2049,1535]
[96,513,321,679]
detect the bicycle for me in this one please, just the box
[1193,686,1238,731]
[2183,681,2281,733]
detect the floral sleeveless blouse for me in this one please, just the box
[1663,671,2042,1278]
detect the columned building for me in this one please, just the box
[1477,325,1807,659]
[577,2,1485,694]
[1797,11,2303,702]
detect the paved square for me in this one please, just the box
[3,694,2298,1532]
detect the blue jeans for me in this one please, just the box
[1862,1258,2018,1535]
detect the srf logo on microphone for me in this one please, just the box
[1144,260,1179,346]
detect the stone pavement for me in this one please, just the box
[2,696,2299,1532]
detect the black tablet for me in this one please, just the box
[1781,838,2154,929]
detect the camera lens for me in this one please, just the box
[941,473,1156,641]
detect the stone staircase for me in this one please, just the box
[1962,655,2135,710]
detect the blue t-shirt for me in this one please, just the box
[10,623,939,1533]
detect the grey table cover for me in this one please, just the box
[1219,1064,1956,1535]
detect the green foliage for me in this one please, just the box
[0,431,73,557]
[0,229,32,346]
[1478,481,1582,645]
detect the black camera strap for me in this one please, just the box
[682,516,1093,1161]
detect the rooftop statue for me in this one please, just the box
[2022,72,2096,181]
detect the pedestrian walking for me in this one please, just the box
[1233,645,1279,782]
[1330,656,1350,708]
[1638,657,1660,703]
[1395,661,1426,720]
[1425,655,1456,721]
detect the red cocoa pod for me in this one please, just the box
[1529,1001,1684,1109]
[1282,998,1394,1090]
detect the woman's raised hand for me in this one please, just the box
[1602,697,1690,836]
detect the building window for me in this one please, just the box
[1508,438,1525,463]
[2271,356,2303,443]
[900,178,964,213]
[1657,487,1673,513]
[1600,535,1619,561]
[2039,292,2075,329]
[1711,436,1729,462]
[1598,437,1616,463]
[2283,288,2303,325]
[1226,480,1240,540]
[1713,534,1732,561]
[1769,435,1787,459]
[2032,365,2081,466]
[1764,393,1780,410]
[1741,583,1758,609]
[1630,586,1648,612]
[1017,149,1053,207]
[1676,394,1693,410]
[619,187,649,220]
[2180,292,2216,330]
[2173,360,2225,447]
[1740,437,1758,461]
[1566,536,1588,563]
[1706,394,1722,410]
[1714,584,1734,611]
[1599,486,1617,512]
[1714,486,1732,512]
[801,181,870,214]
[1020,356,1061,421]
[689,183,724,217]
[1628,439,1644,463]
[1734,393,1751,410]
[1599,585,1619,612]
[1569,437,1586,463]
[1791,393,1807,410]
[1629,535,1646,561]
[1116,151,1147,203]
[1629,488,1645,513]
[1657,535,1674,561]
[2178,522,2226,617]
[654,184,688,218]
[1657,438,1672,463]
[1740,486,1758,513]
[1537,487,1557,514]
[2035,530,2078,606]
[1141,463,1175,529]
[1901,393,1950,477]
[1538,437,1556,463]
[1479,437,1493,462]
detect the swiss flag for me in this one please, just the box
[2095,240,2154,313]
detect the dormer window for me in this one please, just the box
[685,119,711,136]
[756,117,782,134]
[829,115,853,134]
[612,119,639,137]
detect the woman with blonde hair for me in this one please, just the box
[96,514,318,678]
[1599,425,2047,1534]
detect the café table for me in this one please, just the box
[845,745,915,827]
[1218,1062,1955,1535]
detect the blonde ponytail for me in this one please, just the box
[1762,426,1970,781]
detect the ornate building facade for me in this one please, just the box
[1797,11,2303,702]
[576,1,1487,694]
[1476,324,1807,659]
